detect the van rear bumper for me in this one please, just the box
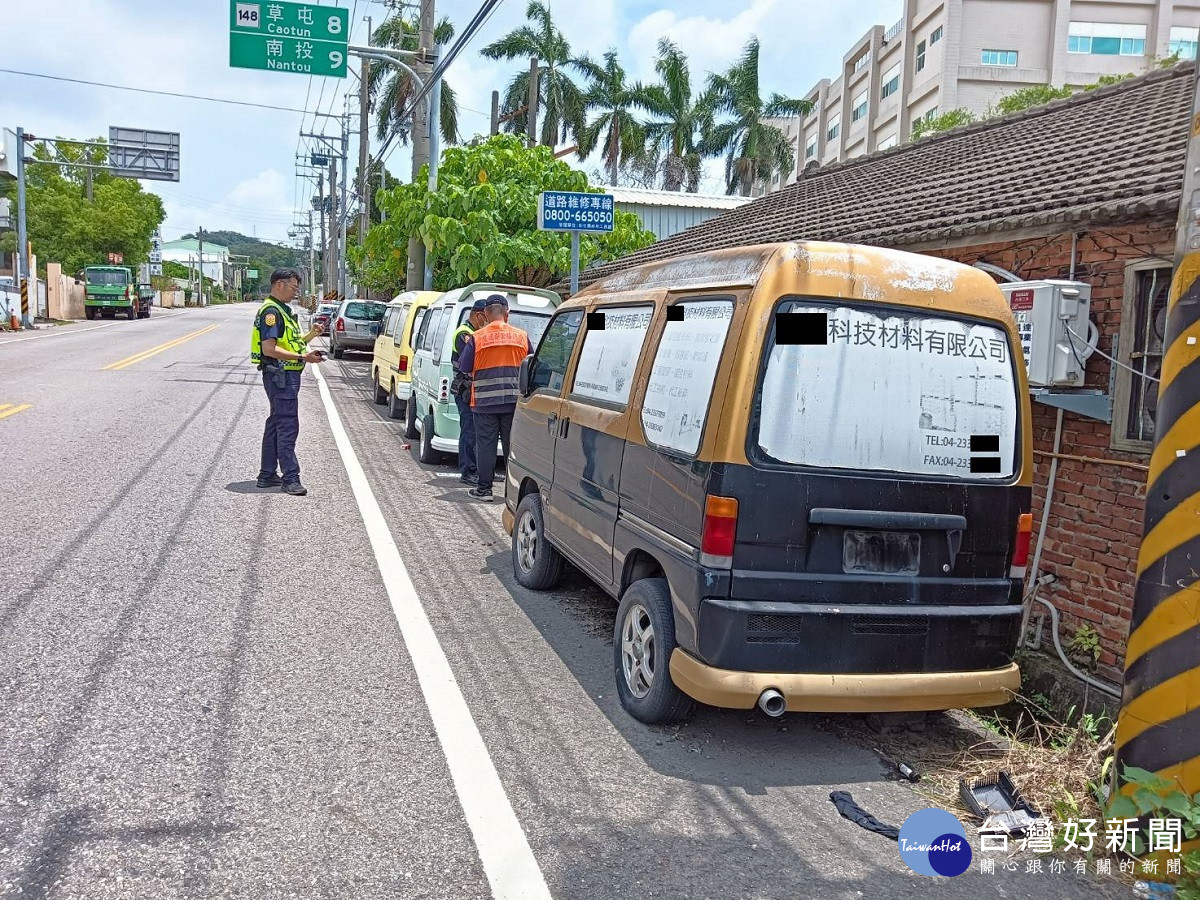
[669,650,1020,713]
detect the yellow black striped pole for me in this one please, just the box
[1115,64,1200,798]
[19,278,29,319]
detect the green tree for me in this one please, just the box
[639,39,706,192]
[480,1,586,147]
[573,51,649,186]
[911,108,976,139]
[0,138,164,276]
[355,134,655,293]
[700,38,811,195]
[367,14,459,146]
[994,84,1074,116]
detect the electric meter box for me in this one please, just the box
[999,280,1093,388]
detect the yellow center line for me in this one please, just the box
[0,404,33,420]
[103,324,222,371]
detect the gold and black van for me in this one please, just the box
[503,242,1033,725]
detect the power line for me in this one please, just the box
[0,68,316,115]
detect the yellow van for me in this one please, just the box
[372,290,440,419]
[504,241,1033,725]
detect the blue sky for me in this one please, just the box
[0,0,899,245]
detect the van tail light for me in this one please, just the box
[398,354,408,374]
[700,495,739,569]
[335,317,346,332]
[438,376,450,402]
[1010,513,1033,579]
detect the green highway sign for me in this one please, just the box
[247,269,259,279]
[229,1,348,78]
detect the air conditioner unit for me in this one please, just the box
[999,280,1096,388]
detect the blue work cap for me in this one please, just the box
[484,294,509,309]
[471,298,488,312]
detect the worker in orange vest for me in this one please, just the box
[456,294,533,501]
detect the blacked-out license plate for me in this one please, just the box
[843,530,921,575]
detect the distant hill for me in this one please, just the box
[180,230,302,296]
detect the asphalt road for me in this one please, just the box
[0,303,1125,899]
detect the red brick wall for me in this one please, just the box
[926,224,1175,683]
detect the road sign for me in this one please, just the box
[247,269,259,279]
[109,128,180,182]
[107,252,124,264]
[229,1,348,78]
[537,191,615,233]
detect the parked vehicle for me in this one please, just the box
[372,290,440,419]
[503,241,1033,726]
[83,266,151,320]
[328,299,388,358]
[406,283,561,464]
[311,302,339,332]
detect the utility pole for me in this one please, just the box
[423,43,444,291]
[317,170,327,298]
[526,57,540,147]
[15,126,32,327]
[308,209,317,298]
[358,20,372,246]
[406,0,436,291]
[340,95,350,301]
[197,227,205,306]
[1115,63,1200,804]
[328,156,338,298]
[490,90,500,137]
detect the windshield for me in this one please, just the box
[755,299,1019,479]
[343,302,387,321]
[508,310,554,348]
[86,270,128,286]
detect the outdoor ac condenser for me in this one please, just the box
[999,280,1096,388]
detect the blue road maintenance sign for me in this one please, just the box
[537,191,615,233]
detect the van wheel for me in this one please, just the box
[614,578,694,725]
[332,341,345,360]
[403,395,419,439]
[387,380,404,420]
[512,493,564,590]
[372,369,388,404]
[419,412,439,464]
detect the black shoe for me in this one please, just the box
[467,487,494,502]
[256,474,282,488]
[282,482,308,496]
[460,475,478,486]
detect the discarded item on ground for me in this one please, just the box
[828,790,901,841]
[400,443,411,450]
[960,771,1041,834]
[1133,879,1178,897]
[872,747,920,782]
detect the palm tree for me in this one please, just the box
[700,38,811,195]
[573,51,648,186]
[480,0,585,148]
[640,39,706,192]
[368,15,459,147]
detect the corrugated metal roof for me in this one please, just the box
[607,186,754,210]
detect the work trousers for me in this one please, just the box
[260,368,302,483]
[474,410,513,491]
[454,392,477,479]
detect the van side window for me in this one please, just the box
[529,310,584,394]
[642,299,735,455]
[416,307,439,351]
[569,304,653,408]
[431,306,456,364]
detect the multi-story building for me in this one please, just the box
[759,0,1200,193]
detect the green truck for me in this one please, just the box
[83,266,153,320]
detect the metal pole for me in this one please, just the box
[407,0,436,291]
[197,227,205,306]
[308,209,316,298]
[358,38,371,245]
[570,231,580,296]
[318,170,328,299]
[340,99,350,300]
[527,57,540,147]
[329,157,338,298]
[490,90,500,137]
[15,127,31,327]
[423,44,443,292]
[1115,61,1200,804]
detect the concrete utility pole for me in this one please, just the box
[1115,64,1200,802]
[526,57,540,147]
[490,90,500,137]
[308,209,317,298]
[317,170,328,297]
[406,0,436,290]
[197,227,205,306]
[15,126,31,327]
[423,44,444,291]
[328,156,338,298]
[358,19,372,246]
[340,95,350,300]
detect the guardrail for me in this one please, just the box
[884,19,903,43]
[853,51,872,73]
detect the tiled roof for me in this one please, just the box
[571,62,1192,293]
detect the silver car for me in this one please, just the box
[328,299,388,358]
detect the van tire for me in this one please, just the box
[387,380,405,419]
[332,341,345,360]
[403,394,419,439]
[614,578,694,726]
[419,412,439,464]
[512,493,564,590]
[372,369,388,404]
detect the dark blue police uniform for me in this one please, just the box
[256,307,303,486]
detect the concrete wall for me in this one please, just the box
[46,263,85,320]
[159,290,184,309]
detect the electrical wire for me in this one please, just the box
[0,68,312,114]
[1066,323,1160,383]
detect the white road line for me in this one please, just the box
[0,311,189,346]
[311,364,553,900]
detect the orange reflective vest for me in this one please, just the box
[471,321,530,409]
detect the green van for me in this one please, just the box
[406,283,561,464]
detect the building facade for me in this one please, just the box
[763,0,1200,191]
[610,187,752,240]
[161,238,229,285]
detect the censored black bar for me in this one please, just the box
[775,312,828,345]
[970,435,1000,453]
[970,456,1002,473]
[586,311,606,330]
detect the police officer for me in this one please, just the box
[251,268,325,496]
[457,294,533,501]
[450,298,488,485]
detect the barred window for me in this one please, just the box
[1113,262,1171,450]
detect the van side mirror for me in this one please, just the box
[518,356,532,397]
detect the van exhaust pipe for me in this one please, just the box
[757,688,786,718]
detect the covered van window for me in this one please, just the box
[755,301,1018,479]
[86,269,128,286]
